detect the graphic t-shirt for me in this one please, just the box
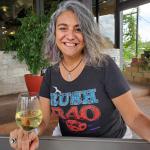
[40,56,130,138]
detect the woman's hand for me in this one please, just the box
[9,128,39,150]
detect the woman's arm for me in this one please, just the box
[112,90,150,141]
[38,96,51,136]
[0,122,17,135]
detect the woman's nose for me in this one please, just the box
[66,30,75,40]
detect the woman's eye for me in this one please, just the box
[76,28,81,32]
[59,27,67,31]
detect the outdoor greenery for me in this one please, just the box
[4,2,57,74]
[123,9,150,63]
[123,13,136,61]
[143,41,150,50]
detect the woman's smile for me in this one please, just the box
[63,42,78,47]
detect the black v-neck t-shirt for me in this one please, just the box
[40,56,130,138]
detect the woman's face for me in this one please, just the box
[55,10,85,59]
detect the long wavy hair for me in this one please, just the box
[43,1,108,66]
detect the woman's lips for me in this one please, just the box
[64,42,78,47]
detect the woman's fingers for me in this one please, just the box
[17,128,24,149]
[29,132,39,150]
[10,129,39,150]
[9,129,18,149]
[10,128,30,150]
[22,133,30,150]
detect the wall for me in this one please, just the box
[0,51,29,96]
[123,56,150,85]
[124,65,150,85]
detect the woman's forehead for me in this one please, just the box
[56,10,79,25]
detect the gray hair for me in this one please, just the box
[44,1,108,66]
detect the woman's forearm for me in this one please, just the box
[0,122,17,135]
[38,120,53,136]
[130,112,150,141]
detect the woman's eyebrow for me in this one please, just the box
[57,23,68,27]
[57,24,80,27]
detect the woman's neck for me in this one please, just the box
[62,55,84,67]
[60,55,85,82]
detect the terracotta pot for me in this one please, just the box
[24,74,43,94]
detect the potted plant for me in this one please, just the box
[5,3,57,93]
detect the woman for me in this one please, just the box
[10,1,150,150]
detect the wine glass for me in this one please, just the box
[15,92,42,132]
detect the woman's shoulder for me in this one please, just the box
[45,63,59,72]
[89,54,113,69]
[101,54,117,68]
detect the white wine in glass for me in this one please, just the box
[15,92,42,132]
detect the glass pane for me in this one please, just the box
[122,3,150,65]
[99,15,115,44]
[122,8,137,64]
[99,0,116,45]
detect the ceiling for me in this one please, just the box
[0,0,35,40]
[0,0,115,22]
[0,0,116,33]
[0,0,33,27]
[99,0,116,16]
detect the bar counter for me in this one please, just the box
[0,136,150,150]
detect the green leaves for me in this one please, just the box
[5,8,55,74]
